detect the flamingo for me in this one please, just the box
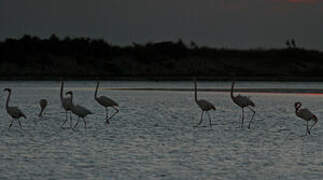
[193,78,216,127]
[60,81,73,128]
[94,81,119,125]
[65,91,93,128]
[230,81,255,128]
[295,102,318,135]
[39,99,48,117]
[3,88,26,128]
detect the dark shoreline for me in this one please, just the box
[2,35,323,82]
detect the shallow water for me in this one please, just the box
[0,81,323,180]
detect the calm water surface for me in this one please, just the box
[0,81,323,180]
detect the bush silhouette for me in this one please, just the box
[0,34,322,80]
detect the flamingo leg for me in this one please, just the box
[106,107,119,122]
[241,108,244,128]
[309,120,317,134]
[8,118,14,128]
[69,111,73,128]
[306,121,309,135]
[83,118,87,128]
[207,111,212,127]
[105,107,108,119]
[39,108,44,118]
[196,111,205,126]
[61,111,68,128]
[74,117,80,128]
[247,106,256,129]
[105,107,110,124]
[17,119,22,129]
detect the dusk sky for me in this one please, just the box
[0,0,322,49]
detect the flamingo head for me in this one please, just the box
[294,102,302,110]
[65,91,73,96]
[3,88,11,92]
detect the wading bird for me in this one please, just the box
[66,91,93,128]
[230,81,255,128]
[60,81,73,128]
[4,88,26,128]
[193,78,216,127]
[94,81,119,125]
[39,99,48,117]
[295,102,318,135]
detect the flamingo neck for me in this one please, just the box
[5,91,11,109]
[60,82,64,100]
[230,82,235,99]
[70,93,73,102]
[95,82,99,99]
[194,79,198,102]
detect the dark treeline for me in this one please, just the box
[1,34,323,80]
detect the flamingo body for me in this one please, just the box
[71,104,93,118]
[96,96,118,108]
[60,81,73,128]
[233,94,255,108]
[196,99,216,111]
[194,78,216,127]
[4,88,26,128]
[296,108,316,121]
[295,102,318,135]
[231,81,256,128]
[66,91,93,128]
[7,106,26,119]
[94,81,119,125]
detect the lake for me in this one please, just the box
[0,81,323,180]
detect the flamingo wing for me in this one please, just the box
[72,105,93,117]
[97,96,119,107]
[297,108,316,120]
[236,95,255,107]
[198,99,216,110]
[8,106,26,119]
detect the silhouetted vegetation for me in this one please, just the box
[1,34,323,80]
